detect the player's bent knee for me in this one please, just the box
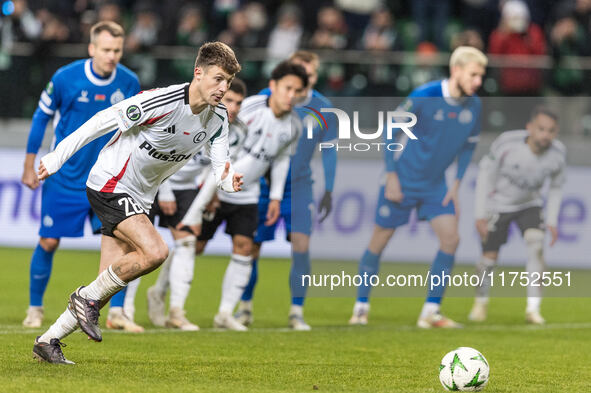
[195,240,207,255]
[233,237,253,256]
[524,229,544,253]
[291,233,309,253]
[40,237,60,252]
[144,243,169,267]
[439,232,460,253]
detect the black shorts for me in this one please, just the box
[150,189,198,230]
[198,201,258,241]
[86,187,149,237]
[482,206,544,252]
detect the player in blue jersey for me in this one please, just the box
[21,21,141,330]
[235,51,338,330]
[348,46,488,328]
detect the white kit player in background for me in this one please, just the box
[181,61,307,331]
[469,106,566,325]
[145,79,249,331]
[32,42,243,364]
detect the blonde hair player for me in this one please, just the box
[349,46,487,328]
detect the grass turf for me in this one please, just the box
[0,247,590,392]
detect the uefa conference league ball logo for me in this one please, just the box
[303,106,417,152]
[126,105,141,121]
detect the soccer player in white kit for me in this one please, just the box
[181,61,307,331]
[32,42,243,364]
[469,106,566,325]
[145,79,248,330]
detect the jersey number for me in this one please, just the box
[118,197,145,217]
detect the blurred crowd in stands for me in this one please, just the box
[2,0,591,100]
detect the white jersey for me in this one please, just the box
[474,130,566,225]
[158,119,248,201]
[217,94,301,205]
[41,83,236,211]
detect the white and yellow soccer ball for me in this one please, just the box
[439,347,489,391]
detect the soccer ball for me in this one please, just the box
[439,347,489,391]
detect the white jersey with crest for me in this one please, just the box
[217,94,301,205]
[40,83,235,211]
[162,119,248,192]
[474,130,566,224]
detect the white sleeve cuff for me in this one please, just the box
[40,152,60,175]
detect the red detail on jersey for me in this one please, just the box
[183,132,190,135]
[106,131,122,148]
[138,88,158,94]
[139,111,172,126]
[94,94,106,101]
[100,155,131,192]
[448,112,457,119]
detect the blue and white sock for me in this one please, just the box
[290,251,311,306]
[29,244,55,307]
[109,286,127,308]
[240,258,258,302]
[356,249,381,303]
[422,250,455,317]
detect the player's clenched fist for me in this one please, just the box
[37,162,50,181]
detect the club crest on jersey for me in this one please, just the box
[110,89,125,104]
[139,140,192,162]
[459,109,473,124]
[193,131,207,143]
[127,105,141,121]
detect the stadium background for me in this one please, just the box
[0,2,590,391]
[0,0,589,268]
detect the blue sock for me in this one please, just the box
[110,286,127,307]
[356,249,381,303]
[426,250,455,304]
[241,258,258,301]
[29,244,55,306]
[290,251,311,306]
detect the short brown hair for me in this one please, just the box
[289,50,319,66]
[90,21,124,43]
[195,42,241,75]
[228,78,247,96]
[530,105,558,122]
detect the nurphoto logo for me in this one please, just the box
[304,106,418,151]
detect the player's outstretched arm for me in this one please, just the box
[318,145,337,222]
[39,108,119,179]
[23,153,40,189]
[179,169,227,235]
[221,161,243,191]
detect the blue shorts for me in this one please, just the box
[39,178,102,238]
[374,182,455,229]
[254,177,314,243]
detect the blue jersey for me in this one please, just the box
[259,88,337,190]
[27,59,140,191]
[386,79,481,191]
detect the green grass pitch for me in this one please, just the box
[0,247,589,392]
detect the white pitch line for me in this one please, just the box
[1,322,591,336]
